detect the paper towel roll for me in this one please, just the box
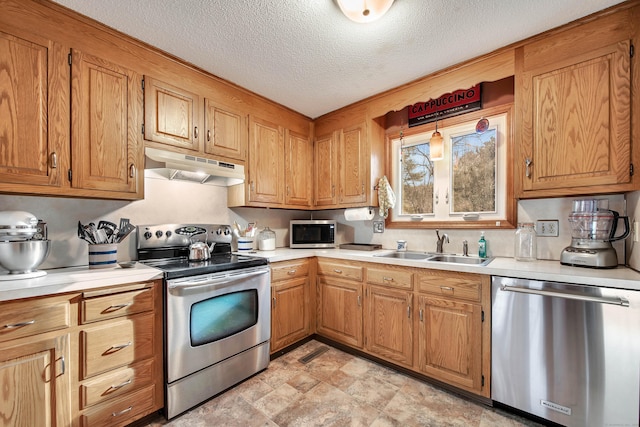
[344,207,374,221]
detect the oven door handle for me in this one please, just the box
[168,268,268,293]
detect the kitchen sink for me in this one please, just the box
[375,251,431,260]
[427,254,492,266]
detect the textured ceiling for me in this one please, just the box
[52,0,624,118]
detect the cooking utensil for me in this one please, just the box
[115,223,135,243]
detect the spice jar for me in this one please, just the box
[514,223,537,261]
[257,227,276,251]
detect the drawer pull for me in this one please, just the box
[383,276,394,281]
[287,269,297,275]
[110,378,132,391]
[333,269,343,274]
[108,342,132,352]
[112,406,133,417]
[4,320,36,329]
[419,308,424,322]
[106,302,133,312]
[440,286,454,291]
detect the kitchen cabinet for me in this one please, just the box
[0,30,67,189]
[364,265,414,366]
[204,99,247,162]
[71,49,143,196]
[313,132,338,206]
[316,259,364,348]
[515,10,633,198]
[285,129,313,207]
[270,259,312,353]
[77,281,163,427]
[143,76,201,152]
[414,270,490,397]
[247,115,285,204]
[0,294,73,427]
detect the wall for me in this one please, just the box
[626,190,640,270]
[0,176,308,269]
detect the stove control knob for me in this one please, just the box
[155,230,163,238]
[216,227,223,235]
[144,231,152,240]
[223,227,231,235]
[166,230,172,238]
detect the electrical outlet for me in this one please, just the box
[536,220,559,237]
[373,220,385,233]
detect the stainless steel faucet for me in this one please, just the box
[462,240,469,256]
[435,230,449,253]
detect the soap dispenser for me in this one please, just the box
[478,232,487,258]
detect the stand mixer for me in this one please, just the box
[560,199,630,268]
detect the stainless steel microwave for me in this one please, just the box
[290,220,336,248]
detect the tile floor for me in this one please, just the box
[144,340,542,427]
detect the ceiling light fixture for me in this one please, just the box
[336,0,395,23]
[430,113,444,161]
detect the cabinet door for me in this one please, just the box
[285,129,312,207]
[518,40,631,196]
[417,295,482,393]
[144,76,201,151]
[365,285,413,366]
[316,276,363,348]
[71,49,142,195]
[314,132,338,207]
[0,31,66,187]
[339,123,366,205]
[271,277,310,352]
[0,333,71,427]
[248,115,284,204]
[204,99,247,161]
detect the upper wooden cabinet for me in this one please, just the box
[515,9,634,198]
[71,49,143,195]
[313,114,384,209]
[285,129,313,207]
[143,76,201,151]
[204,99,247,162]
[247,115,285,204]
[0,30,67,188]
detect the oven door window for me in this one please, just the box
[190,289,258,346]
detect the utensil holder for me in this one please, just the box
[237,239,254,251]
[88,243,117,269]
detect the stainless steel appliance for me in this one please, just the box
[560,198,630,268]
[137,223,270,419]
[0,210,51,280]
[492,276,640,427]
[290,219,336,248]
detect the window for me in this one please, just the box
[387,105,515,228]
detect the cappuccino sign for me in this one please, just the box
[408,84,482,127]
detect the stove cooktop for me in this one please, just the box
[140,253,268,279]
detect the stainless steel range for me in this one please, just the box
[137,223,270,420]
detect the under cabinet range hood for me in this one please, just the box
[144,147,245,186]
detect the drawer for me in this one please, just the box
[0,298,69,342]
[367,267,413,290]
[415,271,482,302]
[81,358,155,409]
[271,259,309,282]
[81,384,155,427]
[81,284,154,324]
[317,259,363,281]
[82,312,154,379]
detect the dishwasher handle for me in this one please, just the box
[500,284,629,307]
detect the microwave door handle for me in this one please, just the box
[500,284,629,307]
[168,269,268,292]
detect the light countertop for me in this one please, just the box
[0,263,163,302]
[248,247,640,291]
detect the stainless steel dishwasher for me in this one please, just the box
[492,276,640,427]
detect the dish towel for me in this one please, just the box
[377,175,396,219]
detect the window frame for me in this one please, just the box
[384,104,516,230]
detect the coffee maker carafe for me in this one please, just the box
[560,199,630,268]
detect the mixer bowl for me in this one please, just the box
[0,240,51,274]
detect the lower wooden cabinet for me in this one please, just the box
[317,277,363,348]
[270,259,312,353]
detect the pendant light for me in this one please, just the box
[336,0,395,23]
[430,113,444,161]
